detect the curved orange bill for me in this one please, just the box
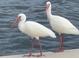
[11,16,21,28]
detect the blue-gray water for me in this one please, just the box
[0,0,79,56]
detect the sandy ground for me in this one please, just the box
[0,49,79,58]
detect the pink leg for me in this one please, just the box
[56,34,64,52]
[33,40,44,57]
[60,34,64,51]
[24,38,44,57]
[23,40,33,57]
[36,40,43,57]
[28,41,33,56]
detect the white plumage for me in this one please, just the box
[46,1,79,52]
[18,14,56,39]
[48,15,79,35]
[46,1,79,35]
[13,13,56,56]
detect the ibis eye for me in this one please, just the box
[17,16,21,20]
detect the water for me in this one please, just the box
[0,0,79,56]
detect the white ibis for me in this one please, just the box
[46,1,79,52]
[12,13,56,57]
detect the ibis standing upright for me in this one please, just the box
[46,1,79,52]
[12,13,56,57]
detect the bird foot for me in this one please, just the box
[23,54,45,57]
[23,54,33,57]
[32,54,45,57]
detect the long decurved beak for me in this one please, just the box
[11,16,20,28]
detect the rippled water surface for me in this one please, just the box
[0,0,79,56]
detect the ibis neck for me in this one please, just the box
[18,19,26,26]
[46,7,52,16]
